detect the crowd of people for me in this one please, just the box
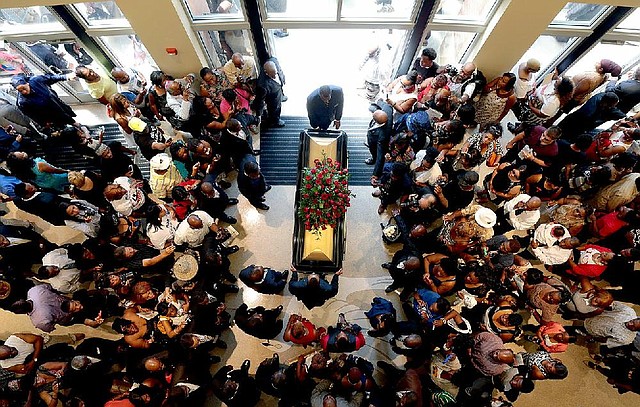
[0,37,639,407]
[361,48,640,406]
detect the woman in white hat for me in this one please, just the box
[437,205,496,255]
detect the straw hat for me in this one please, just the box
[172,254,198,281]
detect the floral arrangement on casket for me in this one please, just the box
[298,153,354,238]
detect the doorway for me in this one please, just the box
[266,28,410,117]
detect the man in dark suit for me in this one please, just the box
[606,66,640,114]
[306,85,344,130]
[288,265,341,309]
[238,264,287,294]
[13,182,68,225]
[255,59,285,129]
[234,303,283,339]
[237,160,271,210]
[365,105,392,181]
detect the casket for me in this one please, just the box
[292,129,348,273]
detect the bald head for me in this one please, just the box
[166,80,181,96]
[526,196,542,210]
[264,61,277,79]
[231,53,244,68]
[144,357,164,372]
[405,256,421,270]
[462,62,476,73]
[404,333,423,348]
[187,214,203,229]
[201,182,214,195]
[372,109,388,125]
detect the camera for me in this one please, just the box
[400,194,420,209]
[436,178,448,188]
[443,64,458,77]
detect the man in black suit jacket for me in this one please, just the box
[307,85,344,130]
[13,182,68,225]
[254,59,285,129]
[288,265,341,309]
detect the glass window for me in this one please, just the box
[18,40,100,95]
[0,7,65,34]
[71,2,128,26]
[434,0,499,23]
[422,30,476,66]
[262,0,338,20]
[183,0,244,20]
[98,35,159,78]
[514,35,577,73]
[198,29,254,67]
[551,3,608,26]
[340,0,417,20]
[616,8,640,30]
[566,41,640,76]
[0,42,31,78]
[4,42,75,101]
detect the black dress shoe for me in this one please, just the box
[253,149,261,156]
[227,198,239,206]
[215,339,228,349]
[223,271,237,283]
[265,185,272,193]
[241,359,251,373]
[364,157,375,165]
[254,203,270,210]
[385,284,399,293]
[223,245,239,254]
[281,270,289,280]
[275,305,284,315]
[259,196,267,202]
[222,283,239,293]
[220,215,237,224]
[208,355,221,364]
[381,262,392,270]
[218,179,232,189]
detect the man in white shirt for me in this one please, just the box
[111,66,147,103]
[104,176,147,217]
[37,247,81,294]
[530,223,580,266]
[0,332,44,374]
[222,53,257,89]
[584,302,640,349]
[165,80,193,123]
[174,210,220,249]
[494,194,541,234]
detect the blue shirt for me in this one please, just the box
[412,288,442,327]
[0,174,22,198]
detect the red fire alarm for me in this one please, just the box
[165,47,178,56]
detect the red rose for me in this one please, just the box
[305,183,312,189]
